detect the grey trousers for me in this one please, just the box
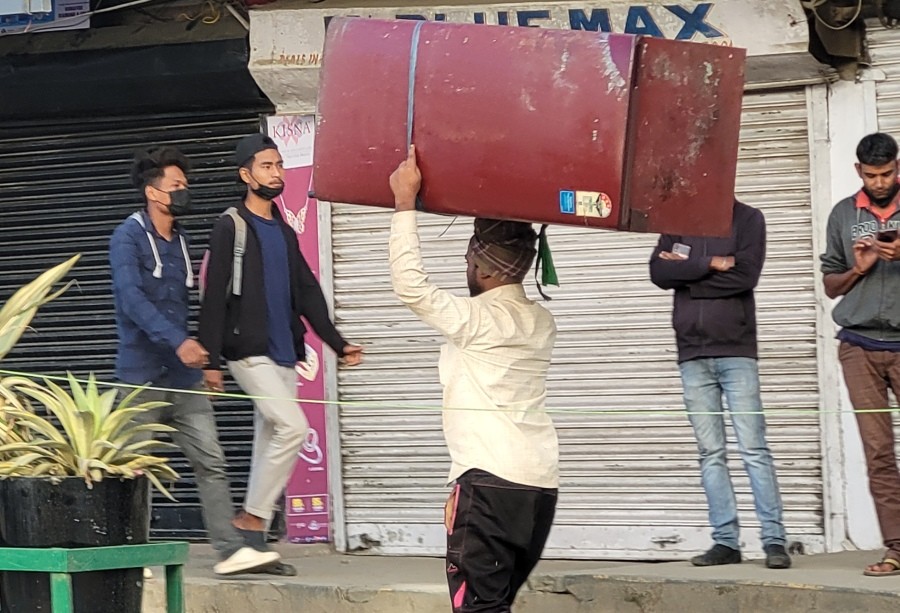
[129,384,245,558]
[228,356,308,522]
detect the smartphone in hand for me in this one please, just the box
[672,243,691,259]
[876,229,898,242]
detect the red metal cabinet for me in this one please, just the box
[313,17,745,237]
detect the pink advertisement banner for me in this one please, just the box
[267,116,331,543]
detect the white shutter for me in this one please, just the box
[331,88,822,558]
[869,23,900,133]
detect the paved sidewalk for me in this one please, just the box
[143,544,900,612]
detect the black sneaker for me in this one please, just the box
[764,544,792,569]
[691,544,742,566]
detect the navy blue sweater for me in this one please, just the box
[198,202,346,370]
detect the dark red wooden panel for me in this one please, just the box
[625,37,745,236]
[314,17,636,229]
[314,17,743,237]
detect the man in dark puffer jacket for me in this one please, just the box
[650,199,790,570]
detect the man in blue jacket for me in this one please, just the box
[109,146,280,576]
[649,200,791,569]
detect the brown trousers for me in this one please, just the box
[839,342,900,554]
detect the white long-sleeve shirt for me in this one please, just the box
[389,211,559,488]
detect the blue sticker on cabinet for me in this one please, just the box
[559,190,575,214]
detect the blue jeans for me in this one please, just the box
[679,357,786,549]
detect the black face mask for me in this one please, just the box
[246,171,284,201]
[167,188,192,216]
[251,184,284,200]
[250,182,284,201]
[864,183,900,207]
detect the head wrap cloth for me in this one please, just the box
[467,218,559,299]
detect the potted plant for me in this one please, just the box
[0,255,179,613]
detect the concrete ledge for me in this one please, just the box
[528,574,900,613]
[143,547,900,613]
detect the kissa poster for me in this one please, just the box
[266,115,331,543]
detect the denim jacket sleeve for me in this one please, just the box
[109,222,188,351]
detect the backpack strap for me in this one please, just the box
[223,207,246,297]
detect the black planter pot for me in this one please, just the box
[0,476,150,613]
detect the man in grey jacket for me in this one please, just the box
[821,132,900,577]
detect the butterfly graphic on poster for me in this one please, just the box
[274,171,314,235]
[295,343,319,382]
[277,198,309,235]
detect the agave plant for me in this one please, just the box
[0,255,80,360]
[0,255,179,499]
[0,374,180,499]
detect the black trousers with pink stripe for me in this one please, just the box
[445,469,558,613]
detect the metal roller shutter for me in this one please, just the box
[331,86,822,559]
[0,109,269,538]
[869,22,900,133]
